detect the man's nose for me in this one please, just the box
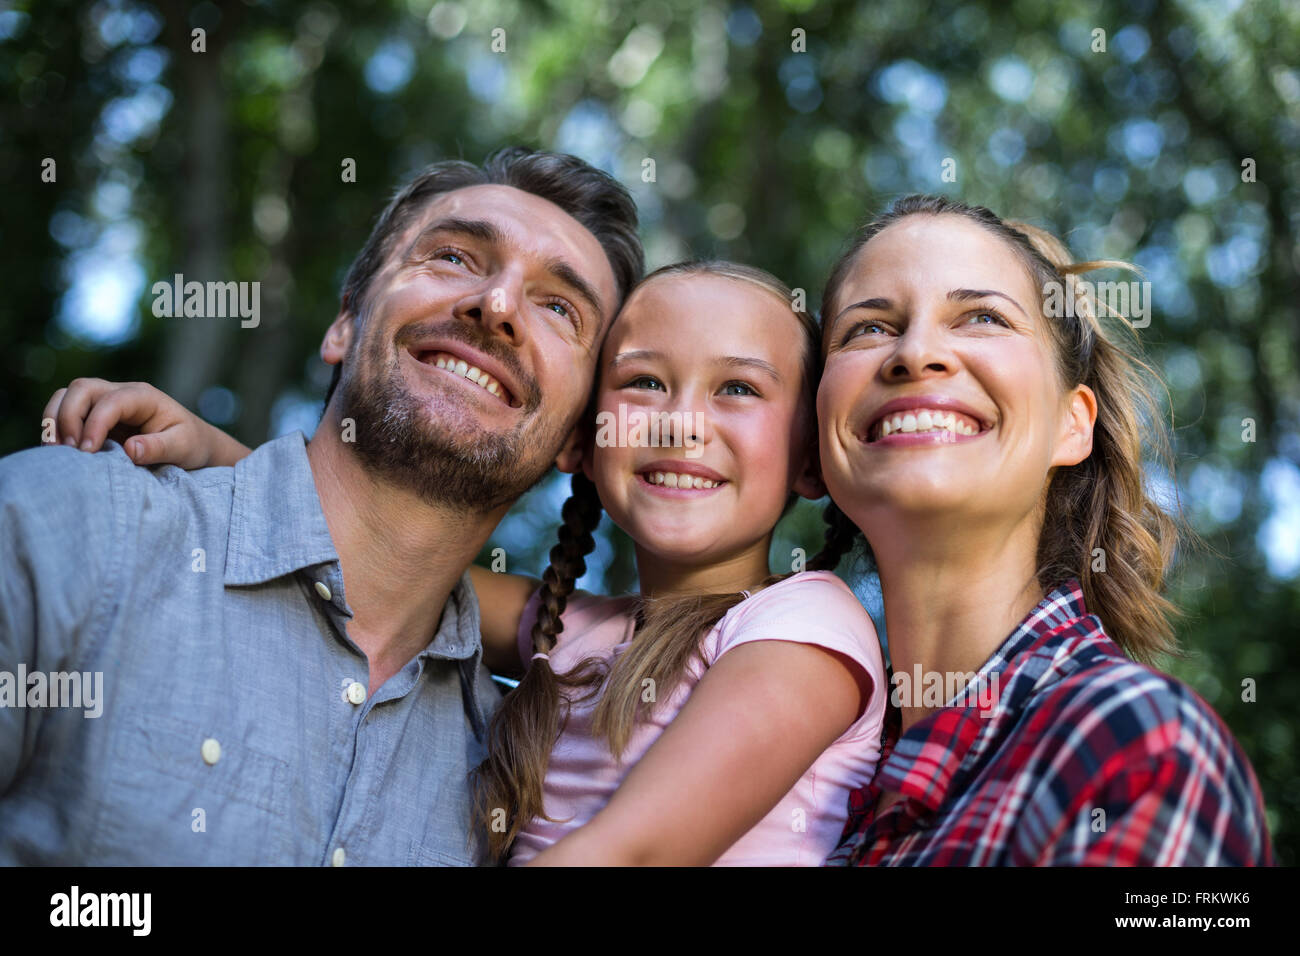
[453,272,524,346]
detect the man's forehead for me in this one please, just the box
[409,185,611,276]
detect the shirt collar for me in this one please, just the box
[871,578,1108,813]
[223,431,339,587]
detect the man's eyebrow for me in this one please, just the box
[948,287,1030,318]
[406,218,605,319]
[546,257,605,320]
[407,217,503,252]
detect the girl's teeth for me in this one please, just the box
[645,472,718,489]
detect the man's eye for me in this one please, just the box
[433,248,467,266]
[721,381,757,397]
[546,301,569,317]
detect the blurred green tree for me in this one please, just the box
[2,0,1295,862]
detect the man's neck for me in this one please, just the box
[305,423,509,695]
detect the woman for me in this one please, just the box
[811,195,1272,865]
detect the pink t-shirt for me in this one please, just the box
[506,570,886,866]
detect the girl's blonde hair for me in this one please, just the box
[816,194,1189,666]
[469,259,837,861]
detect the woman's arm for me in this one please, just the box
[468,565,540,678]
[525,639,868,865]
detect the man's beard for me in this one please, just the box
[336,326,565,513]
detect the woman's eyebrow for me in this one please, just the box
[832,297,892,324]
[948,288,1030,318]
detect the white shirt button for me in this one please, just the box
[314,581,332,601]
[331,847,345,867]
[345,681,366,705]
[201,738,222,765]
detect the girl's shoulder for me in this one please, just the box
[729,570,869,625]
[709,570,882,666]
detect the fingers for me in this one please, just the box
[41,388,68,444]
[122,429,188,468]
[50,378,115,450]
[79,383,172,455]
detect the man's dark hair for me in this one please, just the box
[324,147,644,407]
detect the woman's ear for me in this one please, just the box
[1051,383,1097,468]
[793,436,827,501]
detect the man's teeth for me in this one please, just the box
[878,409,979,438]
[645,471,720,489]
[431,353,504,399]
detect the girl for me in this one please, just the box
[43,260,887,866]
[809,195,1272,865]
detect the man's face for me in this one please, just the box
[325,184,620,512]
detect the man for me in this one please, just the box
[0,147,642,865]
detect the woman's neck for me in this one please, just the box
[869,511,1045,734]
[634,535,774,599]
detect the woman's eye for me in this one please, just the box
[721,381,757,397]
[966,310,1007,327]
[842,320,887,344]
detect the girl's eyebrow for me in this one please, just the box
[608,350,782,382]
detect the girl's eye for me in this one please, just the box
[625,375,665,391]
[721,381,757,397]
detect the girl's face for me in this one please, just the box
[817,214,1096,538]
[587,273,822,566]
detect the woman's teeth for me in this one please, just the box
[877,409,979,439]
[644,471,719,489]
[430,353,505,399]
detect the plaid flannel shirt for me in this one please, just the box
[825,580,1273,866]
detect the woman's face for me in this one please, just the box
[587,273,820,565]
[817,214,1095,539]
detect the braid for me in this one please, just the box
[530,472,603,656]
[808,500,860,572]
[470,471,604,862]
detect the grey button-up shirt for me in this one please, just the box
[0,432,500,865]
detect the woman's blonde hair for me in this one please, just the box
[816,194,1189,667]
[469,259,837,861]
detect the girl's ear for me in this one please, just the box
[793,436,826,501]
